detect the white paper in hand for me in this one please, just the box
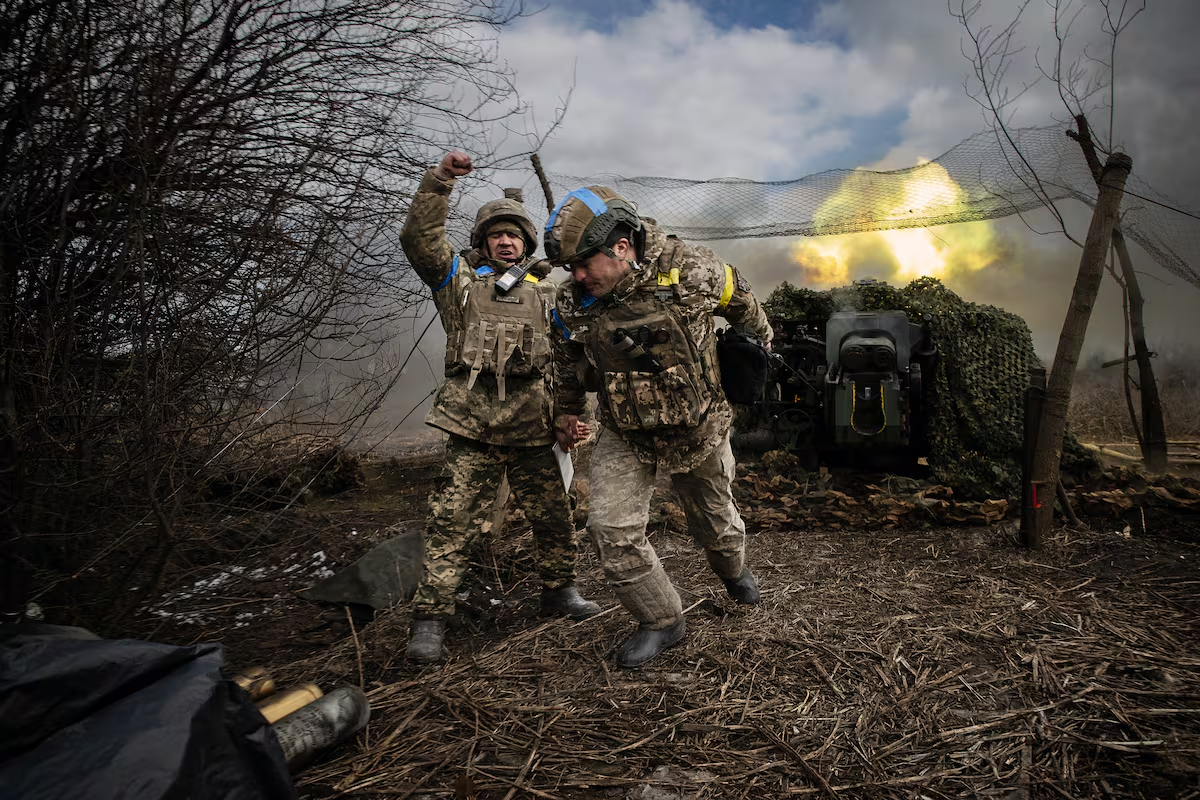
[552,443,574,490]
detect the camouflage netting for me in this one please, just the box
[527,125,1200,292]
[764,277,1096,500]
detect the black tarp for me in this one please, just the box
[0,627,296,800]
[299,526,423,610]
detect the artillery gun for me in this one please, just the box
[728,281,938,473]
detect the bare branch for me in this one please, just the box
[951,0,1082,245]
[1,0,546,617]
[1099,0,1146,148]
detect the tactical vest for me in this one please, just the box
[444,255,552,401]
[582,270,720,431]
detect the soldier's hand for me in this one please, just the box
[434,150,472,180]
[555,414,583,450]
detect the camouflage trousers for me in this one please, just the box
[586,428,746,626]
[412,432,579,618]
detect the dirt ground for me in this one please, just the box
[119,440,1200,800]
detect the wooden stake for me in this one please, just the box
[531,153,556,216]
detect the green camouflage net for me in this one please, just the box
[764,277,1044,499]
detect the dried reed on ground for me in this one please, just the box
[279,515,1200,800]
[1070,364,1200,444]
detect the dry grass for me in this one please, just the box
[1070,361,1200,445]
[127,374,1200,799]
[268,494,1200,799]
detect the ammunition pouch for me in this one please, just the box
[589,296,717,431]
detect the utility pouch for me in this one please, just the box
[452,278,551,399]
[590,295,714,431]
[603,366,705,430]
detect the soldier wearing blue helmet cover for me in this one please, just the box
[545,186,772,668]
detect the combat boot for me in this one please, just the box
[540,585,602,619]
[616,618,686,668]
[406,618,446,663]
[722,568,761,605]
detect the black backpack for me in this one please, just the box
[716,328,771,405]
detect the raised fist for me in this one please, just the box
[434,150,472,180]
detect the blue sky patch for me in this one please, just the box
[822,106,909,174]
[545,0,825,35]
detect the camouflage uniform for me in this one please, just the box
[552,221,772,629]
[400,168,579,619]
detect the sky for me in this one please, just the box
[379,0,1200,436]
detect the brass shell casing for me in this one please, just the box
[256,683,324,724]
[231,666,269,687]
[231,666,277,701]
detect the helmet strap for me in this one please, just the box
[599,245,641,272]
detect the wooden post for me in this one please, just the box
[1069,116,1167,472]
[1021,368,1046,547]
[1030,152,1132,546]
[1113,228,1168,472]
[530,153,556,216]
[1056,479,1080,528]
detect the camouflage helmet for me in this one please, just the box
[471,197,538,254]
[543,186,643,267]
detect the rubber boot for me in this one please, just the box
[406,618,446,663]
[540,585,602,619]
[616,618,686,668]
[706,551,760,604]
[721,568,761,605]
[610,563,685,668]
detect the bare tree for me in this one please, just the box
[951,0,1165,544]
[0,0,537,622]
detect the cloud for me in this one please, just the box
[497,0,922,180]
[831,0,1200,200]
[384,0,1199,434]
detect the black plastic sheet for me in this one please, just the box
[0,627,296,800]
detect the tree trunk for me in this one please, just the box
[1069,115,1167,473]
[1112,229,1168,471]
[1119,282,1143,450]
[1030,153,1132,546]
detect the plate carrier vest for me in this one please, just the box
[567,259,722,431]
[444,255,552,401]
